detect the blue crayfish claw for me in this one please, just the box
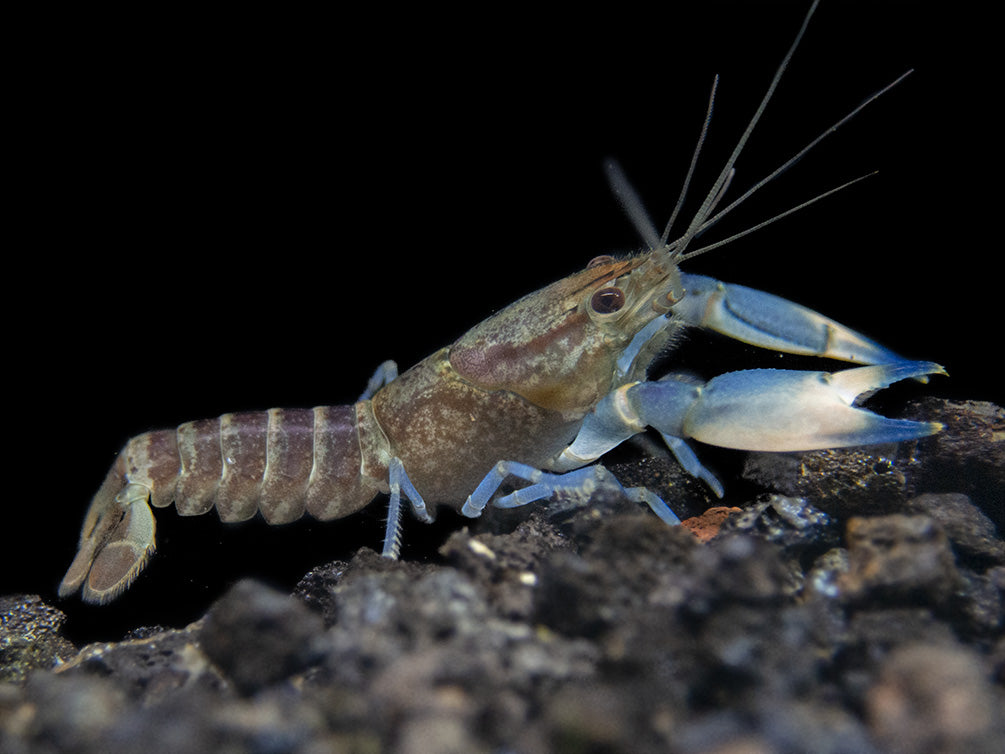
[636,361,946,453]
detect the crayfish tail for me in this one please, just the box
[59,469,158,605]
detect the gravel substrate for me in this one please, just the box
[2,398,1002,753]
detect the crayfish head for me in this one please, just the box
[449,248,682,417]
[579,246,685,379]
[582,246,684,323]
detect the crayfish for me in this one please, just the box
[61,0,943,604]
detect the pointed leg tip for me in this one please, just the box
[381,543,401,560]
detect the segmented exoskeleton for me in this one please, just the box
[61,0,944,604]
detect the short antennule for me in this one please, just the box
[604,159,662,252]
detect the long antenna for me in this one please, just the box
[609,0,911,266]
[677,70,912,253]
[660,75,719,247]
[667,0,823,259]
[681,172,875,260]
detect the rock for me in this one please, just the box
[2,400,1003,753]
[17,672,127,752]
[743,399,1005,531]
[743,446,912,517]
[198,579,327,696]
[838,514,962,605]
[901,399,1005,530]
[57,624,223,703]
[906,492,1005,565]
[0,595,76,683]
[866,643,1005,754]
[720,495,837,554]
[681,505,742,543]
[439,513,568,622]
[805,548,851,600]
[533,513,699,637]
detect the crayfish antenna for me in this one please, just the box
[680,69,912,261]
[606,0,818,259]
[609,0,910,268]
[606,72,719,257]
[680,172,875,260]
[660,74,719,248]
[669,0,820,260]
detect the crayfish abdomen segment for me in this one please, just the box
[127,406,382,525]
[176,418,224,516]
[256,408,315,524]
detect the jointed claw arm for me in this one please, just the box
[559,276,945,497]
[674,273,912,365]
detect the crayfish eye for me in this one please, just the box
[591,286,625,314]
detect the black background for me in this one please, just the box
[6,2,999,640]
